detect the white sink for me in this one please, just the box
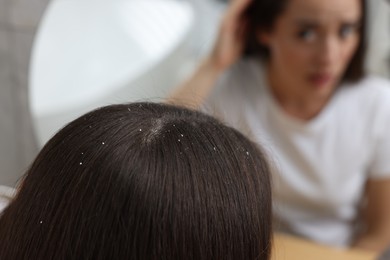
[29,0,194,147]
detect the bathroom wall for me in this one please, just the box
[0,0,50,186]
[367,0,390,77]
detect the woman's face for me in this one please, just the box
[260,0,362,100]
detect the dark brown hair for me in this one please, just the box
[0,102,272,259]
[243,0,367,82]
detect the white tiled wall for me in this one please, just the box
[8,0,50,29]
[0,0,49,186]
[367,0,390,77]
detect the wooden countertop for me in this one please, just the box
[272,233,378,260]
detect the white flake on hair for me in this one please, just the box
[102,142,105,145]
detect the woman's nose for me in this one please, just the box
[317,36,340,67]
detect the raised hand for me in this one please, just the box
[209,0,253,72]
[167,0,253,108]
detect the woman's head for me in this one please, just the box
[245,0,366,93]
[0,102,272,259]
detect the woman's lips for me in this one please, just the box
[308,73,333,87]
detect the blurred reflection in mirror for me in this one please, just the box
[168,0,390,253]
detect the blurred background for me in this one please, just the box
[0,0,49,185]
[0,0,389,187]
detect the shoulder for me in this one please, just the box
[347,75,390,96]
[341,76,390,136]
[360,76,390,110]
[340,76,390,109]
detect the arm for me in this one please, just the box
[353,178,390,252]
[166,0,252,109]
[166,57,223,109]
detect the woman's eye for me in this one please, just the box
[339,24,357,39]
[298,29,315,41]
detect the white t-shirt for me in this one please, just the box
[203,58,390,247]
